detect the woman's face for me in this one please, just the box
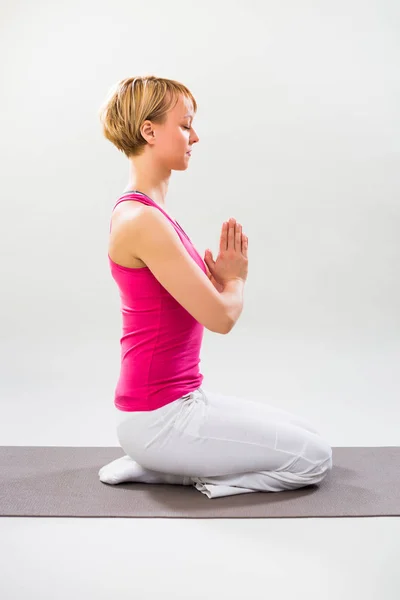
[154,95,199,171]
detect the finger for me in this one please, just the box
[205,249,214,264]
[236,222,242,251]
[227,218,235,250]
[220,221,228,253]
[242,233,248,258]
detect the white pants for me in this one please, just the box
[115,386,333,499]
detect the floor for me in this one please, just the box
[2,332,399,599]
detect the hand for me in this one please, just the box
[205,262,225,293]
[204,218,248,289]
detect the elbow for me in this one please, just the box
[210,317,232,335]
[221,317,233,335]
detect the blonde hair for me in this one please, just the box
[98,75,197,158]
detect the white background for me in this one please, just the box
[1,1,399,598]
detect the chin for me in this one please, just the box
[172,159,190,171]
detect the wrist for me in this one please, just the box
[222,278,245,291]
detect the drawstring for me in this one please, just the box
[182,387,206,402]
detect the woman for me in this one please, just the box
[97,76,332,499]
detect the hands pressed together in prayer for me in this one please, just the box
[204,217,248,292]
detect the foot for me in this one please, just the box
[98,454,191,486]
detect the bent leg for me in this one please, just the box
[118,388,332,498]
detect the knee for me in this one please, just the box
[316,445,333,482]
[308,437,333,474]
[320,447,333,472]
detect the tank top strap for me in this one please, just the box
[110,191,189,240]
[112,191,153,211]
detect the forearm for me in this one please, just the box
[220,279,245,333]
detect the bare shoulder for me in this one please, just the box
[109,201,150,268]
[112,199,146,222]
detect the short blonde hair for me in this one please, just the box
[98,75,197,158]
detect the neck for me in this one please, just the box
[126,156,172,209]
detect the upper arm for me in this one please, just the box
[127,208,230,335]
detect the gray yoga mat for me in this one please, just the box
[1,446,399,518]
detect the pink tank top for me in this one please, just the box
[109,191,206,411]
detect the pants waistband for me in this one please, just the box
[182,387,206,401]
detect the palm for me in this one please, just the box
[205,263,224,293]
